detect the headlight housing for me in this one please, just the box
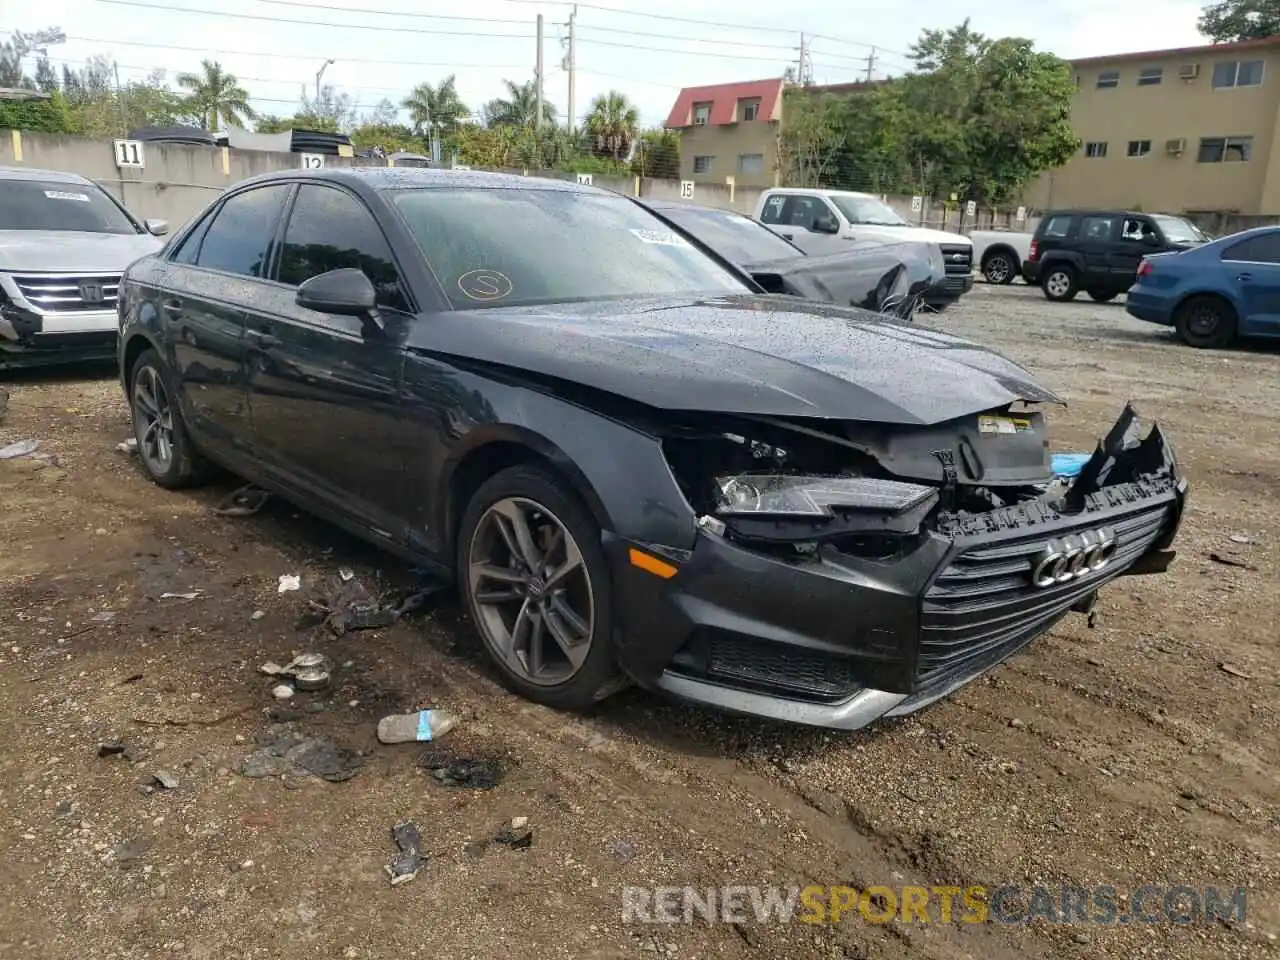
[714,473,937,517]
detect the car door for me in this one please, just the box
[162,184,293,448]
[246,181,416,539]
[1076,214,1118,287]
[1113,216,1158,285]
[774,195,844,255]
[1221,231,1280,333]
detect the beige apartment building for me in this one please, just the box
[662,78,784,188]
[1025,36,1280,215]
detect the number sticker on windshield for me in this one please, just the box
[457,269,513,302]
[629,228,690,247]
[43,190,91,203]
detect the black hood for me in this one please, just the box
[406,294,1062,426]
[742,243,942,318]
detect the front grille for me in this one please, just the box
[940,243,973,276]
[918,502,1171,695]
[11,273,121,313]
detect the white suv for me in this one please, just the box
[0,166,167,369]
[753,187,974,309]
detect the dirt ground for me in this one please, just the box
[0,284,1276,960]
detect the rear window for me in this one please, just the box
[0,179,140,234]
[390,187,749,310]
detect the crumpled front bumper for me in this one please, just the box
[608,404,1187,730]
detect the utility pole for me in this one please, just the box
[535,14,545,132]
[796,33,813,86]
[565,5,577,133]
[315,59,334,104]
[113,61,128,137]
[863,46,877,83]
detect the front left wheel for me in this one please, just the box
[457,464,624,710]
[129,348,208,489]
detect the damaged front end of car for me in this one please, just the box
[620,401,1186,730]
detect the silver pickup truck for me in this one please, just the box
[0,166,167,369]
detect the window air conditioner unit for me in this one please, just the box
[1165,138,1186,156]
[1178,63,1199,80]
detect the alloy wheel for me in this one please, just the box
[467,496,596,686]
[132,364,175,476]
[1185,303,1221,338]
[1045,271,1071,298]
[984,254,1012,284]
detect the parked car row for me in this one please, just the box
[112,167,1187,730]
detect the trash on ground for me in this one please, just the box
[385,821,427,886]
[0,438,40,460]
[98,741,137,760]
[212,483,271,517]
[115,438,138,455]
[90,611,116,623]
[150,770,180,790]
[1208,552,1253,570]
[240,734,364,782]
[272,684,295,700]
[419,751,504,790]
[278,574,301,593]
[610,839,637,863]
[1229,533,1257,545]
[1050,452,1092,478]
[293,667,330,691]
[159,591,201,600]
[1219,663,1254,680]
[304,569,448,635]
[494,817,533,850]
[377,708,458,744]
[260,652,332,677]
[251,609,266,621]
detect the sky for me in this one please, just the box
[1,0,1213,128]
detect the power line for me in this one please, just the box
[258,0,528,26]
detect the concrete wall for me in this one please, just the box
[0,131,361,230]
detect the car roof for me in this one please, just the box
[763,186,875,199]
[231,166,599,194]
[0,165,96,185]
[639,198,746,217]
[1043,209,1180,219]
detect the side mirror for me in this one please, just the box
[296,268,378,319]
[145,219,169,236]
[814,214,840,235]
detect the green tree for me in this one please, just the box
[828,85,913,193]
[177,59,256,130]
[0,92,76,133]
[299,85,356,132]
[482,79,556,128]
[631,128,680,179]
[401,75,469,134]
[1199,0,1280,41]
[350,122,422,154]
[584,90,638,161]
[34,57,58,93]
[777,91,845,187]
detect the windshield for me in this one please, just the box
[390,188,750,309]
[1152,215,1208,244]
[656,205,802,264]
[830,195,909,227]
[0,179,141,234]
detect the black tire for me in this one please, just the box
[456,463,624,710]
[1041,264,1079,302]
[1087,289,1118,303]
[1174,295,1238,349]
[981,249,1018,285]
[128,348,209,489]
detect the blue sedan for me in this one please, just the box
[1126,226,1280,348]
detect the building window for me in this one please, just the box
[1197,136,1253,162]
[1212,60,1264,88]
[737,153,765,174]
[692,102,711,126]
[738,98,760,122]
[1127,139,1152,157]
[1137,67,1163,86]
[1084,141,1108,158]
[1097,71,1120,88]
[693,155,715,174]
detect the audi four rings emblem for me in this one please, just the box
[1029,528,1118,588]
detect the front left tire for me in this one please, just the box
[129,348,208,488]
[457,463,624,710]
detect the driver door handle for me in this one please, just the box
[245,328,280,348]
[1237,272,1253,282]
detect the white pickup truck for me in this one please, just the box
[968,229,1034,285]
[752,187,974,310]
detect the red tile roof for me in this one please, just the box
[663,78,785,129]
[1071,35,1280,67]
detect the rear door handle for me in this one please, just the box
[161,298,183,315]
[246,328,281,348]
[1237,272,1253,282]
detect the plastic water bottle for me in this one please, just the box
[377,709,459,744]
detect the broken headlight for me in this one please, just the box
[714,474,937,517]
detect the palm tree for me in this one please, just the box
[401,75,469,134]
[483,79,556,128]
[585,90,639,161]
[177,59,255,130]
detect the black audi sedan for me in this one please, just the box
[117,168,1187,729]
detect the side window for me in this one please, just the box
[784,197,835,230]
[1080,215,1115,241]
[277,185,410,312]
[194,185,292,278]
[1120,217,1155,242]
[759,194,788,224]
[1223,234,1280,263]
[170,212,213,265]
[1041,216,1072,238]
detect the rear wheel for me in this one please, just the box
[981,250,1017,285]
[1087,289,1118,303]
[1041,264,1079,302]
[1174,295,1238,348]
[457,464,624,710]
[129,348,208,488]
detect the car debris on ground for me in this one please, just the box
[212,483,271,517]
[259,653,332,693]
[494,816,533,850]
[240,733,364,782]
[385,821,427,885]
[418,749,504,789]
[302,568,448,636]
